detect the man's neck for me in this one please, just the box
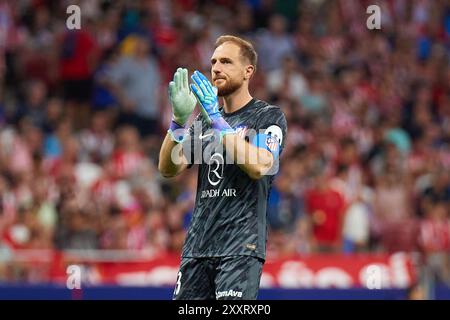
[222,86,253,114]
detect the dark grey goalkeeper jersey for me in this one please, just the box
[181,98,287,261]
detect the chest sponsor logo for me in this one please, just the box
[207,153,223,186]
[199,131,214,140]
[201,188,237,199]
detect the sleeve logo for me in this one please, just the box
[264,125,283,151]
[266,136,279,152]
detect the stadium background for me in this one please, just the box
[0,0,449,300]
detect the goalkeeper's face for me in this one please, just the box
[211,42,250,97]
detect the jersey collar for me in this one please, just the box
[222,98,256,117]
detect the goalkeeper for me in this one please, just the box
[158,35,287,300]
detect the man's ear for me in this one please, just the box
[244,65,255,80]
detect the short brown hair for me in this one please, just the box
[215,35,258,70]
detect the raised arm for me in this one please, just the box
[158,68,197,178]
[190,71,279,180]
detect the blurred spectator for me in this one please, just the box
[43,117,72,159]
[59,206,99,250]
[78,110,114,164]
[91,48,119,112]
[305,170,346,252]
[14,80,48,129]
[267,54,308,103]
[255,14,295,72]
[42,97,63,135]
[299,72,328,117]
[341,188,372,253]
[419,201,450,284]
[420,170,450,217]
[58,23,98,129]
[267,172,302,232]
[110,125,146,180]
[109,34,162,138]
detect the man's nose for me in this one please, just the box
[212,63,223,75]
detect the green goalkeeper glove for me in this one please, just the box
[167,68,197,142]
[169,68,197,125]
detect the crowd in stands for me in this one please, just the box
[0,0,449,283]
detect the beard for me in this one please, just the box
[215,77,243,97]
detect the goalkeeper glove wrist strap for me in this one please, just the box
[168,119,186,143]
[212,117,235,140]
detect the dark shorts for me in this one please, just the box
[173,256,264,300]
[63,79,93,103]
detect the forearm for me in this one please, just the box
[222,133,273,180]
[158,134,188,177]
